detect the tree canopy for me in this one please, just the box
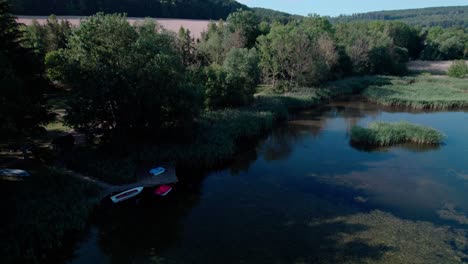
[46,14,202,141]
[0,0,49,140]
[331,5,468,28]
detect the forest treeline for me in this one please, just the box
[11,0,467,28]
[2,0,468,144]
[331,5,468,28]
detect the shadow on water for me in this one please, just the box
[350,141,442,153]
[69,100,468,264]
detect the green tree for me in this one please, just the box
[46,14,201,141]
[198,21,227,64]
[23,15,72,58]
[226,9,260,48]
[0,0,49,140]
[258,17,338,90]
[204,48,260,109]
[420,26,468,60]
[335,21,410,75]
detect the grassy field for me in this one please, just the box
[351,121,444,146]
[363,75,468,109]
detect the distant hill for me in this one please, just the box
[330,6,468,28]
[10,0,248,20]
[251,7,301,23]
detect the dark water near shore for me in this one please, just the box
[69,101,468,264]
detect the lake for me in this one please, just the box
[70,101,468,264]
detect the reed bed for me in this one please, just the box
[351,121,444,146]
[363,76,468,110]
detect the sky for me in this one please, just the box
[236,0,468,16]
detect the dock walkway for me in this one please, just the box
[62,165,178,200]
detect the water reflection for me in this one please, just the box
[350,141,442,153]
[70,101,468,263]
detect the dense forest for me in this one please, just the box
[10,0,247,19]
[331,6,468,28]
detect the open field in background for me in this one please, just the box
[16,16,211,39]
[407,60,468,75]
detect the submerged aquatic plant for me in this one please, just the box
[351,121,444,146]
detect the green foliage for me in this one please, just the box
[198,21,231,64]
[420,27,468,60]
[335,21,414,75]
[258,16,338,90]
[203,48,260,109]
[351,121,444,146]
[363,75,468,109]
[0,0,50,140]
[0,167,100,263]
[22,15,72,58]
[46,14,202,141]
[331,5,468,28]
[10,0,247,20]
[448,60,468,78]
[227,9,260,48]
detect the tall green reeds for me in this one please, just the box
[351,121,444,146]
[363,75,468,109]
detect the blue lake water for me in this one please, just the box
[70,101,468,264]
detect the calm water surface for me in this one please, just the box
[70,101,468,264]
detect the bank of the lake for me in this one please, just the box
[4,74,468,263]
[71,101,468,264]
[68,76,389,184]
[363,75,468,109]
[0,166,100,263]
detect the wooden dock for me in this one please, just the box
[62,165,178,200]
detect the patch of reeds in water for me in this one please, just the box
[351,121,444,146]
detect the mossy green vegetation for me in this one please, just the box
[448,60,468,78]
[0,167,100,263]
[311,210,468,264]
[351,121,444,146]
[363,75,468,109]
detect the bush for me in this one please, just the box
[447,60,468,78]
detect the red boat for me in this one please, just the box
[154,185,173,196]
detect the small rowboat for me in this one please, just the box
[110,187,144,203]
[154,185,173,196]
[149,167,165,176]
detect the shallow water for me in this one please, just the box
[69,101,468,264]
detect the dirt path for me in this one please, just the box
[407,60,467,75]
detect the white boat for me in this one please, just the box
[149,167,165,176]
[110,187,144,203]
[0,169,31,177]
